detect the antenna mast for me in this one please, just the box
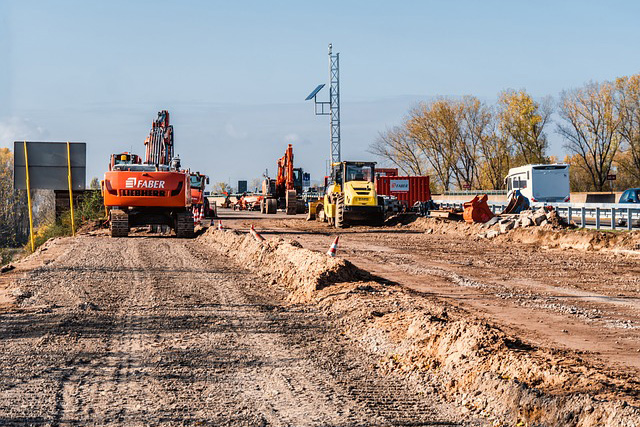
[328,43,340,164]
[305,43,341,167]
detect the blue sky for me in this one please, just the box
[2,0,640,188]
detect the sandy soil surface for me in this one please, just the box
[0,233,476,426]
[217,209,640,380]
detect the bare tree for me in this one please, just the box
[457,96,492,188]
[477,121,511,190]
[406,100,460,191]
[557,81,622,191]
[368,126,426,175]
[212,182,232,194]
[497,89,552,165]
[250,178,263,193]
[615,74,640,184]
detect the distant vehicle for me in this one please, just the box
[505,164,570,203]
[619,188,640,203]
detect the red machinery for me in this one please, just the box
[463,194,494,223]
[233,195,263,211]
[375,175,431,210]
[102,110,193,238]
[190,172,214,218]
[375,168,399,178]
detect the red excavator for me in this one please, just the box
[190,171,215,219]
[261,144,305,215]
[102,110,194,237]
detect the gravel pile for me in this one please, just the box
[477,207,574,239]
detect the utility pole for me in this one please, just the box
[306,43,341,170]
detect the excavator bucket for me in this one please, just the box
[463,194,494,223]
[501,190,530,215]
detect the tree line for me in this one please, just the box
[369,74,640,193]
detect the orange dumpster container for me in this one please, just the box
[463,194,494,223]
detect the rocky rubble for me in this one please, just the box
[477,207,573,239]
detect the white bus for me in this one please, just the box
[505,164,570,203]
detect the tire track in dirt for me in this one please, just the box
[0,236,475,426]
[184,239,467,427]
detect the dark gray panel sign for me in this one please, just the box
[14,142,86,190]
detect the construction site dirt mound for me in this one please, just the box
[410,216,640,253]
[198,228,366,303]
[501,226,640,252]
[410,216,472,232]
[201,227,640,427]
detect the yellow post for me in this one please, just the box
[66,141,76,237]
[23,141,35,252]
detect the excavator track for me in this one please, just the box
[110,209,129,237]
[175,211,195,238]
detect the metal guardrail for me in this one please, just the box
[433,200,640,231]
[442,190,507,196]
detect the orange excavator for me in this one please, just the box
[102,110,194,237]
[190,171,215,218]
[261,144,305,215]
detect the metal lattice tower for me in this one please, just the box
[328,44,340,163]
[305,43,341,166]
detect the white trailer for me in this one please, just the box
[505,164,570,203]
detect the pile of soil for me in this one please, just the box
[201,226,640,426]
[198,227,365,302]
[410,217,640,253]
[410,217,484,235]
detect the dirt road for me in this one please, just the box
[227,210,640,376]
[0,235,473,426]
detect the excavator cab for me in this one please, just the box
[189,172,209,189]
[293,168,304,194]
[109,152,141,171]
[190,172,212,218]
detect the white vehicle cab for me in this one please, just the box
[505,164,570,203]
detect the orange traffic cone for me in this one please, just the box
[217,220,224,230]
[193,207,198,224]
[326,236,339,257]
[199,206,204,223]
[250,224,265,242]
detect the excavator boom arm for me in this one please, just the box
[144,110,174,166]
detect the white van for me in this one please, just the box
[505,164,570,203]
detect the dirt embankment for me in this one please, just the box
[199,229,365,303]
[410,217,640,253]
[200,227,640,427]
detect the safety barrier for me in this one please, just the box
[433,200,640,231]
